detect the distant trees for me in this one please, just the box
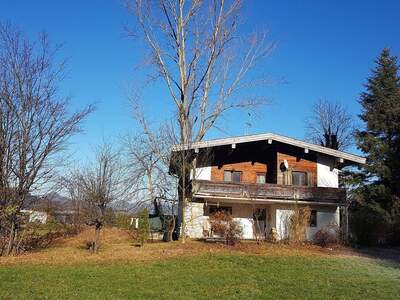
[351,48,400,246]
[305,99,354,151]
[126,0,272,242]
[0,24,94,256]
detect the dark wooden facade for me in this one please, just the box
[193,140,345,204]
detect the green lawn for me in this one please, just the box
[1,254,399,299]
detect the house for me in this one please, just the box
[170,133,365,241]
[21,209,48,224]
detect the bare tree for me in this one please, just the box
[61,169,87,232]
[124,105,178,241]
[64,144,126,253]
[305,99,354,151]
[0,24,94,255]
[124,107,176,208]
[126,0,273,242]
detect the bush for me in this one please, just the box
[14,220,78,254]
[210,211,242,246]
[137,208,150,246]
[314,224,339,247]
[282,206,311,243]
[114,213,132,229]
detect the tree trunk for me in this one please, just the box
[163,217,175,242]
[6,220,15,256]
[175,152,187,243]
[93,227,101,253]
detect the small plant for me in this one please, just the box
[137,208,150,246]
[314,224,339,247]
[210,211,242,246]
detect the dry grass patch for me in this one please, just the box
[0,227,361,266]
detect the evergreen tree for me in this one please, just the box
[357,48,400,206]
[353,48,400,245]
[137,208,150,246]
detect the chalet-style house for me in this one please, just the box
[171,133,365,241]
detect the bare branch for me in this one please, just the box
[305,99,354,151]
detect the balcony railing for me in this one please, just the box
[192,180,346,204]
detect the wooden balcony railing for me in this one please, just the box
[192,180,346,204]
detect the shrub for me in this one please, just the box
[314,224,339,247]
[14,221,78,254]
[137,208,150,246]
[210,211,242,246]
[114,213,132,229]
[287,206,311,243]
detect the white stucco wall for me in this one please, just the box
[275,206,340,241]
[184,202,340,241]
[190,166,212,181]
[317,154,339,188]
[235,218,254,239]
[231,204,254,239]
[185,202,207,238]
[184,202,255,239]
[306,206,340,240]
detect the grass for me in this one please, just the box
[1,228,399,299]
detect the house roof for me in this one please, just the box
[172,132,366,165]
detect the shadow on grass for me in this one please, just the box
[351,246,400,267]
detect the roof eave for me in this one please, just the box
[171,133,366,165]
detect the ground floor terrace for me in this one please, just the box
[185,200,341,241]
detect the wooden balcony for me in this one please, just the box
[192,180,346,205]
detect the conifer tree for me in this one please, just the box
[357,48,400,210]
[137,208,150,246]
[353,48,400,245]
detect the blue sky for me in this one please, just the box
[1,0,399,162]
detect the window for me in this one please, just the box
[223,171,231,182]
[209,205,232,215]
[256,173,266,184]
[309,210,317,227]
[223,170,242,183]
[232,171,241,183]
[292,171,308,186]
